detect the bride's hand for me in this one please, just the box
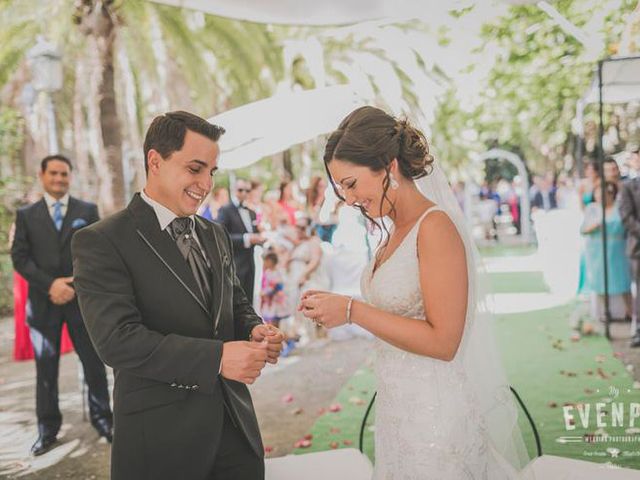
[298,290,350,329]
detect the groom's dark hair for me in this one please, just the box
[143,111,225,175]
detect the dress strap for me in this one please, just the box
[415,205,444,227]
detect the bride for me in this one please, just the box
[299,106,532,479]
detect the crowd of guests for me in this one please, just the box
[197,176,343,354]
[577,147,640,347]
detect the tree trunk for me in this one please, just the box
[73,56,92,201]
[75,0,125,214]
[117,45,145,193]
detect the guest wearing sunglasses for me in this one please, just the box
[217,179,265,303]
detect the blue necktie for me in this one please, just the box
[53,201,63,231]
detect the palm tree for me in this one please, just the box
[0,0,284,213]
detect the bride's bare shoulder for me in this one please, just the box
[416,210,464,258]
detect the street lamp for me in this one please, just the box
[27,36,63,154]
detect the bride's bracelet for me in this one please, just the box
[346,297,354,325]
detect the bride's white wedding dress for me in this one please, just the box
[361,206,517,480]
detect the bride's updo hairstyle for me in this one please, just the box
[323,106,435,229]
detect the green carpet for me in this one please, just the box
[294,246,640,470]
[479,244,537,258]
[489,271,550,294]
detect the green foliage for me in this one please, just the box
[0,108,27,248]
[432,0,638,174]
[0,108,27,315]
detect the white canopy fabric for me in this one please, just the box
[581,56,640,104]
[209,85,364,170]
[148,0,486,26]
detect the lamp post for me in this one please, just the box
[27,36,63,154]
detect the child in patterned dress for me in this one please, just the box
[260,252,290,328]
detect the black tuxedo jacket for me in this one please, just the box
[71,194,264,480]
[11,197,99,327]
[216,202,258,281]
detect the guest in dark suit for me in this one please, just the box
[11,154,112,456]
[216,179,265,302]
[619,175,640,348]
[72,111,284,479]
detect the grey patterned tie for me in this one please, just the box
[168,217,212,309]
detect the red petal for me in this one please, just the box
[281,393,294,404]
[343,440,353,446]
[330,441,339,449]
[304,434,313,440]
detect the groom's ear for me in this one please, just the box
[147,149,163,175]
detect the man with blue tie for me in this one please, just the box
[11,154,112,456]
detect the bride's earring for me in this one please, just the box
[390,174,399,190]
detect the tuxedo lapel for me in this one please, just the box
[35,198,60,240]
[59,197,80,245]
[128,194,209,315]
[195,217,228,331]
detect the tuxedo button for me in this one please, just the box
[192,385,200,391]
[185,385,191,390]
[170,382,177,388]
[178,384,184,389]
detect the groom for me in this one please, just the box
[72,111,283,479]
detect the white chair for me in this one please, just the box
[523,455,640,479]
[265,448,373,480]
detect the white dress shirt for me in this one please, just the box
[140,190,210,267]
[43,192,70,221]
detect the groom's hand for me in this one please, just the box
[220,341,268,385]
[251,324,284,364]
